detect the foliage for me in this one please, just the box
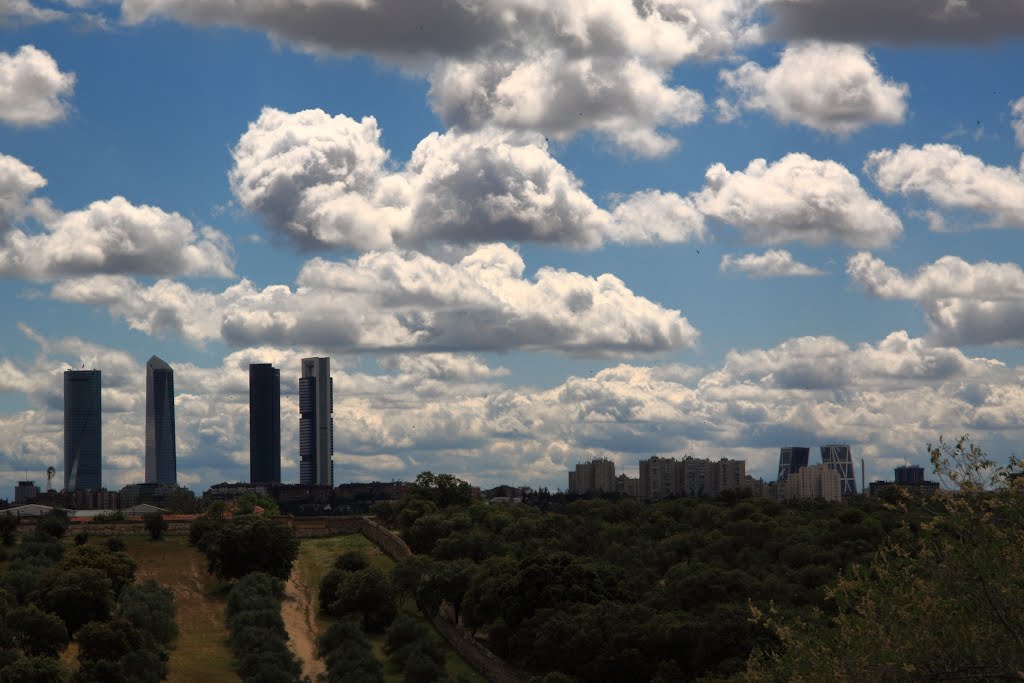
[384,615,444,671]
[199,516,298,581]
[0,655,66,683]
[333,550,370,572]
[745,436,1024,681]
[58,545,137,595]
[119,580,178,645]
[316,619,383,683]
[39,567,113,634]
[91,510,127,524]
[323,566,397,632]
[34,510,68,539]
[235,492,281,516]
[143,513,168,541]
[0,515,19,546]
[5,605,68,657]
[76,618,145,663]
[74,531,89,546]
[409,472,474,510]
[104,537,126,552]
[224,572,302,682]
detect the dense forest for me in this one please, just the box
[373,439,1024,682]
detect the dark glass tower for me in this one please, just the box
[64,369,101,492]
[249,363,281,484]
[777,446,810,482]
[821,444,857,497]
[145,355,176,485]
[299,357,333,486]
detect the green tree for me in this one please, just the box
[325,567,397,632]
[202,516,298,581]
[58,545,137,595]
[143,512,168,541]
[410,472,473,509]
[0,656,66,683]
[34,510,68,539]
[76,619,144,663]
[39,567,113,634]
[6,605,68,657]
[119,580,178,645]
[0,515,19,546]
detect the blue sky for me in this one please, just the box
[2,0,1024,495]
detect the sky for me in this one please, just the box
[1,0,1024,496]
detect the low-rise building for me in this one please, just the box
[784,464,842,503]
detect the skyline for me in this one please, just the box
[1,2,1024,493]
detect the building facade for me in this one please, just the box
[249,363,281,484]
[894,464,925,485]
[145,356,176,485]
[777,446,810,482]
[14,480,39,504]
[615,474,639,497]
[784,464,842,502]
[299,357,334,486]
[639,456,678,499]
[567,458,616,494]
[820,444,857,497]
[64,369,102,492]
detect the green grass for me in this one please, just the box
[294,534,486,683]
[118,535,237,683]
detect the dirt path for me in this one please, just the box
[283,571,325,682]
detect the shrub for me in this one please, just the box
[74,531,89,546]
[105,537,126,552]
[143,513,168,541]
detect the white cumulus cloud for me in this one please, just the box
[696,152,902,247]
[1011,97,1024,149]
[718,41,908,134]
[230,107,707,250]
[0,45,75,127]
[720,249,825,277]
[866,143,1024,228]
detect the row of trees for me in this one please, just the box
[0,509,176,682]
[225,573,305,682]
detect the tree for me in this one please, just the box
[6,605,68,657]
[0,515,19,546]
[39,567,113,633]
[104,537,126,552]
[119,580,178,645]
[76,619,145,663]
[201,516,298,581]
[745,436,1024,682]
[143,512,168,541]
[0,656,66,683]
[34,510,68,539]
[325,567,397,632]
[410,472,474,509]
[416,559,475,625]
[58,545,137,596]
[334,550,370,572]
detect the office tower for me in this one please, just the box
[894,464,925,485]
[145,356,176,485]
[567,458,616,494]
[777,446,810,482]
[820,444,856,497]
[64,369,102,492]
[249,363,281,484]
[299,357,333,486]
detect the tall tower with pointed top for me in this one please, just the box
[145,355,176,485]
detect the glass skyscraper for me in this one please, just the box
[777,446,810,482]
[821,444,857,497]
[249,363,281,484]
[145,355,176,485]
[64,369,101,492]
[299,357,333,486]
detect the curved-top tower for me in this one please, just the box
[145,355,176,485]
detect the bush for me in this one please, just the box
[35,510,68,539]
[143,513,168,541]
[334,551,370,572]
[0,655,67,683]
[105,537,126,552]
[224,572,301,682]
[119,580,177,645]
[202,517,298,581]
[0,515,19,546]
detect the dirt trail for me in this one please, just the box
[283,571,325,682]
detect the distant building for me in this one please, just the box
[145,356,177,485]
[568,458,616,495]
[615,474,639,497]
[821,444,857,497]
[249,363,281,484]
[14,481,39,504]
[119,482,193,509]
[299,357,334,486]
[639,456,678,499]
[203,482,269,503]
[72,488,118,510]
[705,457,745,496]
[64,369,102,492]
[869,464,939,497]
[777,446,810,482]
[785,464,842,502]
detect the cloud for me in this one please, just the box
[866,143,1024,228]
[0,152,234,280]
[696,153,903,247]
[761,0,1024,44]
[230,107,706,250]
[848,251,1024,346]
[51,243,700,355]
[718,41,908,134]
[122,0,765,155]
[1012,97,1024,148]
[0,1,66,26]
[0,45,75,127]
[720,249,825,277]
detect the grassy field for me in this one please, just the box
[119,535,237,683]
[295,534,487,683]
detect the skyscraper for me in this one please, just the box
[299,357,333,486]
[777,446,810,482]
[64,369,102,492]
[145,355,176,485]
[821,444,856,497]
[249,363,281,484]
